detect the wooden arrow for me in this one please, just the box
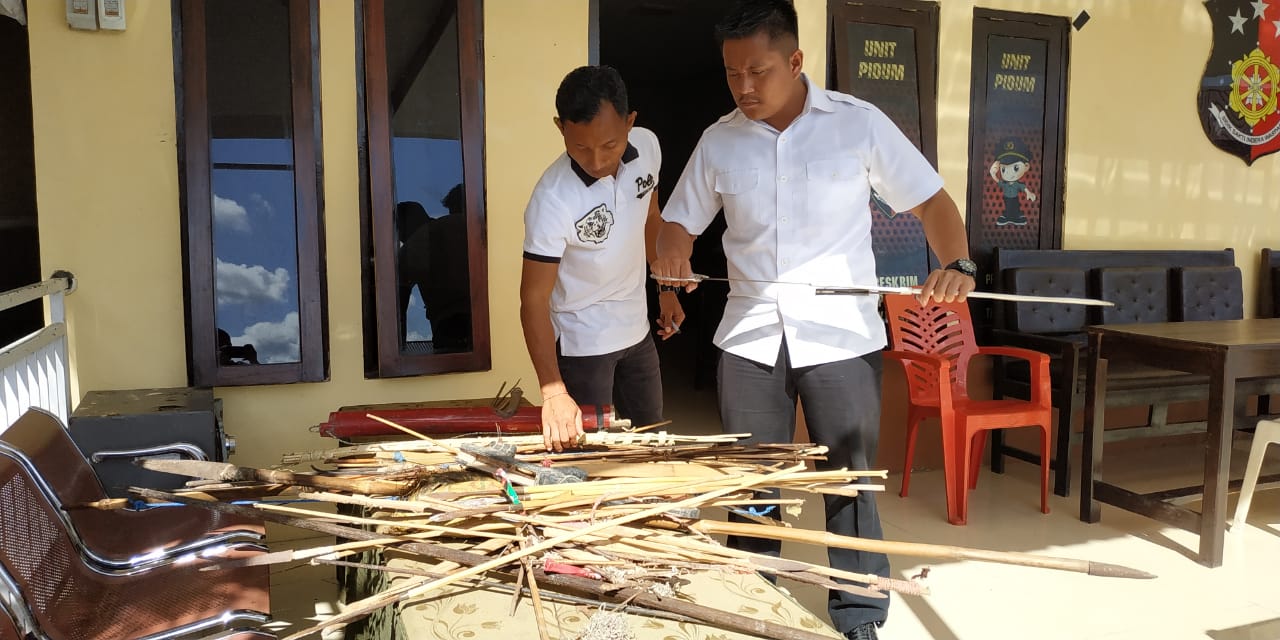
[136,459,410,496]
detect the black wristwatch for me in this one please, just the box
[944,258,977,278]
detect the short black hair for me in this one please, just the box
[555,65,629,124]
[714,0,799,48]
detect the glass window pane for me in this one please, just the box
[384,0,472,355]
[206,0,301,365]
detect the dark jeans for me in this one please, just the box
[557,334,663,427]
[718,341,889,632]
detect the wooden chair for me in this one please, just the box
[884,295,1052,525]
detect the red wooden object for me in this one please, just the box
[318,404,620,439]
[883,295,1052,525]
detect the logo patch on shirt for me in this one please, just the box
[575,204,614,243]
[635,173,656,199]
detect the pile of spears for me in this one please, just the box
[130,416,1153,640]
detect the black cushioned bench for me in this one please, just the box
[988,248,1280,496]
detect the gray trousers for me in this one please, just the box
[557,334,663,427]
[718,341,889,632]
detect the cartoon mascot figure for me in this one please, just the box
[989,137,1037,227]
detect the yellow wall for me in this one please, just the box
[28,1,187,404]
[27,1,585,468]
[23,1,1280,470]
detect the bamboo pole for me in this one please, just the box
[519,535,553,640]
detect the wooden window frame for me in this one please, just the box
[827,0,942,280]
[175,0,328,387]
[966,8,1069,262]
[828,0,940,166]
[358,0,491,378]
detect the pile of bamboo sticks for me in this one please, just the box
[129,419,1153,640]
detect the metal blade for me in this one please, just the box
[651,273,1113,307]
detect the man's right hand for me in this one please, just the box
[653,221,698,293]
[650,256,698,293]
[541,391,584,452]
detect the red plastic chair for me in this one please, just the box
[883,295,1052,525]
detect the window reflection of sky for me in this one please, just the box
[211,138,301,363]
[393,137,463,343]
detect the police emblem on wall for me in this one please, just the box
[1198,0,1280,165]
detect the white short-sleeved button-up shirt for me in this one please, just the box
[663,75,943,368]
[523,126,661,357]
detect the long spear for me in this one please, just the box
[137,459,409,495]
[681,519,1154,579]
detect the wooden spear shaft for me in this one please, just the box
[137,459,409,495]
[688,520,1155,579]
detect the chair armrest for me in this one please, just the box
[977,346,1051,367]
[977,346,1053,407]
[883,350,950,370]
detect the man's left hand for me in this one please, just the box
[917,268,975,304]
[656,291,685,340]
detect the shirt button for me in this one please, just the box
[779,136,788,143]
[781,258,790,266]
[779,175,788,183]
[780,217,789,223]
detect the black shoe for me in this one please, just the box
[845,622,879,640]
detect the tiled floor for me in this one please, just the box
[263,344,1280,639]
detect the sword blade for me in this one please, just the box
[815,286,1114,307]
[650,274,1113,307]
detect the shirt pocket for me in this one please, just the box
[806,156,865,215]
[714,168,759,213]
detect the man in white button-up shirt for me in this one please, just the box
[521,66,684,452]
[654,2,974,638]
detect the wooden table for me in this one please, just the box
[1079,318,1280,567]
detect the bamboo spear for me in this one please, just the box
[684,519,1155,579]
[136,459,409,495]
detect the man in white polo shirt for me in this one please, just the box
[653,2,974,639]
[521,66,683,452]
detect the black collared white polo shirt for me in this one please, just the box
[523,126,660,357]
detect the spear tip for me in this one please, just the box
[1086,561,1156,579]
